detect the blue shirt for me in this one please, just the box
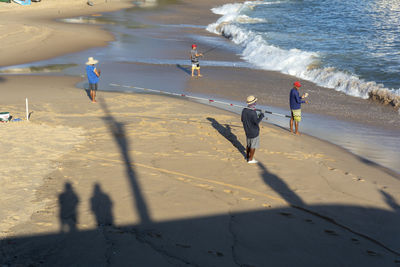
[86,65,99,84]
[289,88,305,110]
[241,108,264,138]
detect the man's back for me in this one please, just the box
[241,108,260,139]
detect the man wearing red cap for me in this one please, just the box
[289,81,308,135]
[190,44,203,77]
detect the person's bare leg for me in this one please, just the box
[92,90,97,103]
[294,121,300,135]
[198,68,202,77]
[191,67,194,77]
[246,146,250,161]
[290,117,294,133]
[248,148,256,161]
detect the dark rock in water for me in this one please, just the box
[31,0,41,2]
[87,0,94,6]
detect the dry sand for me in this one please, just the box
[0,0,400,266]
[0,0,133,67]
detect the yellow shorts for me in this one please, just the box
[192,63,200,70]
[291,109,301,122]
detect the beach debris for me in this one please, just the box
[87,0,94,6]
[0,112,10,122]
[12,0,30,5]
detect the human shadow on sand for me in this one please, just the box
[91,183,114,227]
[207,117,246,158]
[58,182,80,233]
[176,64,191,75]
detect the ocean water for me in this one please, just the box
[207,0,400,110]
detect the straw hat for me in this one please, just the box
[86,57,98,65]
[246,95,257,105]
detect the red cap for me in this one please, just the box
[294,81,302,88]
[192,44,197,48]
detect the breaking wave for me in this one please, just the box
[207,1,400,110]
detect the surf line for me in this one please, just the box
[109,83,291,119]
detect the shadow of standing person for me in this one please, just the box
[58,182,80,233]
[90,183,114,227]
[207,117,246,158]
[258,162,305,207]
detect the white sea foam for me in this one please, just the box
[207,2,400,110]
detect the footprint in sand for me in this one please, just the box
[240,197,254,201]
[208,250,224,257]
[279,212,293,218]
[351,238,360,244]
[324,229,338,236]
[262,203,271,208]
[352,177,365,182]
[176,243,191,249]
[366,250,379,256]
[196,184,214,191]
[146,232,162,239]
[176,177,191,183]
[223,189,233,194]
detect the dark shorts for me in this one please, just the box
[89,83,98,91]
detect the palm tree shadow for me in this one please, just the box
[176,64,191,75]
[99,99,151,225]
[207,117,246,157]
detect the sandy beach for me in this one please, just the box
[1,0,400,266]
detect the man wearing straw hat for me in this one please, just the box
[86,57,101,103]
[241,95,264,164]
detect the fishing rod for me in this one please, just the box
[109,83,291,119]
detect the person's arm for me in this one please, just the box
[256,112,264,123]
[94,68,100,77]
[295,91,305,104]
[250,110,264,124]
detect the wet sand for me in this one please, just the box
[1,0,400,266]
